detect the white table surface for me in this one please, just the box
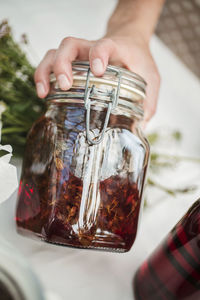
[1,1,200,299]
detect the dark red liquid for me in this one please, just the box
[16,170,142,252]
[134,199,200,299]
[16,105,148,252]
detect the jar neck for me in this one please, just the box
[46,96,144,122]
[46,61,146,133]
[45,100,142,145]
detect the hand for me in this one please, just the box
[34,34,160,123]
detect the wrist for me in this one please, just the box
[106,21,152,45]
[106,0,165,45]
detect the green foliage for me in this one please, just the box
[147,132,159,145]
[0,20,45,156]
[146,131,200,199]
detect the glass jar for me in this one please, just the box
[16,61,149,252]
[134,199,200,299]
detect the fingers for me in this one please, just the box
[53,37,92,90]
[35,37,92,98]
[35,37,117,98]
[34,36,160,126]
[89,38,116,76]
[34,49,56,98]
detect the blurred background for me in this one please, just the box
[0,0,200,299]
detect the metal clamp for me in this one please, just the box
[84,68,121,145]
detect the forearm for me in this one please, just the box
[106,0,165,42]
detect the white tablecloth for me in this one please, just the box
[1,1,200,299]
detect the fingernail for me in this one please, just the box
[91,58,104,75]
[57,74,70,90]
[36,82,45,97]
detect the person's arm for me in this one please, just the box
[34,0,165,123]
[107,0,164,41]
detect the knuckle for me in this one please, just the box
[100,37,114,46]
[90,38,115,58]
[45,49,56,57]
[95,38,115,50]
[60,36,76,46]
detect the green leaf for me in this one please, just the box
[0,20,45,156]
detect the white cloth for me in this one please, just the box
[0,115,18,204]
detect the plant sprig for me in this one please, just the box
[0,20,45,156]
